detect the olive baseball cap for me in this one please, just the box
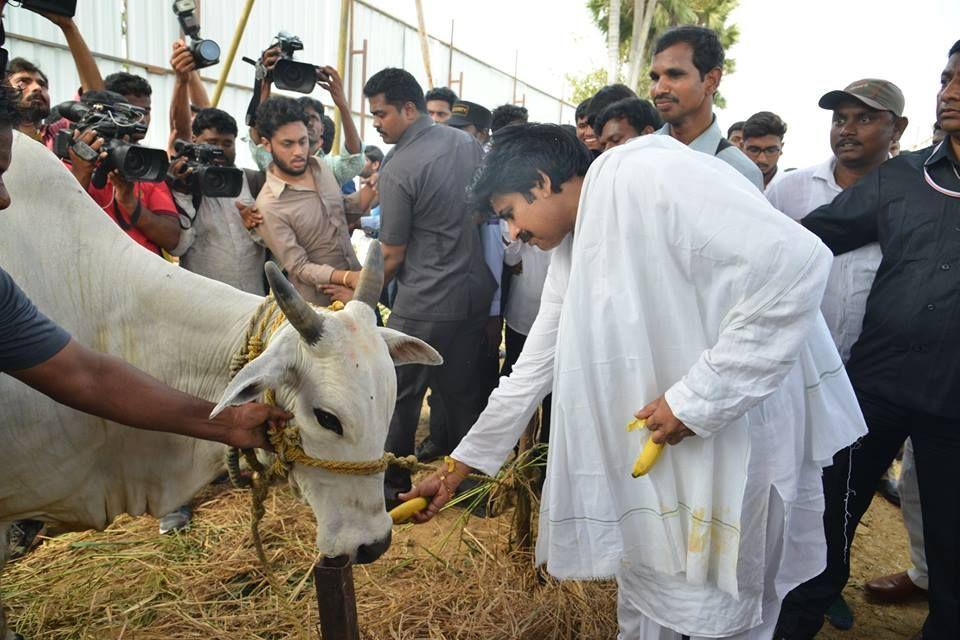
[818,79,905,117]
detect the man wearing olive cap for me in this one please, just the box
[447,100,492,147]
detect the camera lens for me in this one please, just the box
[196,39,220,65]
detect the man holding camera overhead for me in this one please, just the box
[165,41,267,297]
[247,34,366,186]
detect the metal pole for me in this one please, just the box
[314,556,360,640]
[211,0,257,107]
[414,0,434,88]
[447,20,454,87]
[332,0,351,154]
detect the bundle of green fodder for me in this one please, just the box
[3,480,617,639]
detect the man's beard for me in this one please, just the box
[272,153,307,176]
[21,98,50,126]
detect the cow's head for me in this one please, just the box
[211,243,440,564]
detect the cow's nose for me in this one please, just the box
[355,531,391,564]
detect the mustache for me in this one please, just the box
[653,93,678,103]
[518,230,533,243]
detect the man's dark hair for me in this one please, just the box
[364,145,384,164]
[6,58,48,86]
[0,84,23,129]
[491,104,529,132]
[424,86,458,109]
[469,123,592,217]
[950,40,960,58]
[727,120,745,137]
[80,90,126,106]
[321,115,335,154]
[653,25,725,79]
[255,96,309,140]
[595,98,663,137]
[742,111,787,141]
[363,68,426,113]
[192,107,238,137]
[575,98,591,121]
[586,84,637,125]
[104,72,152,98]
[297,96,325,118]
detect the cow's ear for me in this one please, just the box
[377,327,443,367]
[210,353,290,418]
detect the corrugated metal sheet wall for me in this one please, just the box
[6,0,574,169]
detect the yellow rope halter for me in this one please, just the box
[231,296,396,479]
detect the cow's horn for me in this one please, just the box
[265,262,324,345]
[352,241,384,312]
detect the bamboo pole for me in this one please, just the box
[332,0,351,154]
[211,0,256,107]
[414,0,434,88]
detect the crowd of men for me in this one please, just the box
[1,5,959,639]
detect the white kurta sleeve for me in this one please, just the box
[664,237,833,437]
[451,240,569,476]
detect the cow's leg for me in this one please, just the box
[0,523,23,640]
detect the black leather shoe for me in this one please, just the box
[414,438,448,463]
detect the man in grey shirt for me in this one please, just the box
[363,68,495,503]
[649,25,763,190]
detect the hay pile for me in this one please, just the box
[3,480,617,639]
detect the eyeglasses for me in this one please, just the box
[744,145,782,157]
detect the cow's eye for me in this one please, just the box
[313,408,343,435]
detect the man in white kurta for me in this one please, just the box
[401,125,866,639]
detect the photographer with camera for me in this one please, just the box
[165,40,266,295]
[165,107,266,296]
[61,91,181,255]
[4,4,104,149]
[246,35,366,187]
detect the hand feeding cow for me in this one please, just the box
[0,133,440,640]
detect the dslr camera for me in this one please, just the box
[54,100,169,188]
[172,0,220,69]
[171,140,243,198]
[271,31,318,94]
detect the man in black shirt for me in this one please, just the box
[777,40,960,640]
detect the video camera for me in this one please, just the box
[272,31,318,94]
[171,139,243,198]
[53,100,169,188]
[172,0,220,70]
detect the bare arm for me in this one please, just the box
[41,13,104,92]
[381,242,407,284]
[169,41,196,150]
[317,66,361,154]
[11,340,290,449]
[110,173,182,252]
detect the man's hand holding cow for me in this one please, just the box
[217,402,292,450]
[635,394,695,445]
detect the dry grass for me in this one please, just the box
[3,474,617,640]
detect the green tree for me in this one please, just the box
[567,68,610,106]
[575,0,739,106]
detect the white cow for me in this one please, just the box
[0,133,440,639]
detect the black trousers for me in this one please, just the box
[383,312,488,494]
[776,389,960,640]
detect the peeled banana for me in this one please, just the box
[389,497,429,524]
[627,418,665,477]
